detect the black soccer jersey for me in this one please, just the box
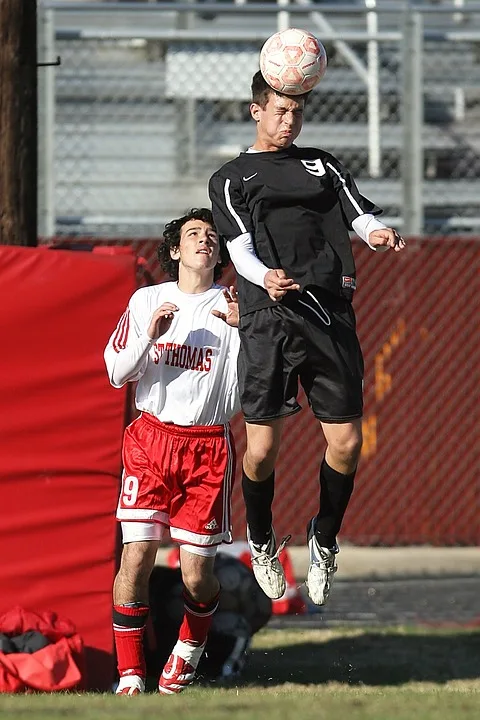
[209,144,383,315]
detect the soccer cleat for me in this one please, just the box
[158,639,205,695]
[247,526,290,600]
[305,518,338,606]
[115,673,145,695]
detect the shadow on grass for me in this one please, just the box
[238,631,480,686]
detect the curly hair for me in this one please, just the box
[157,208,230,281]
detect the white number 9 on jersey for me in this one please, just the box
[122,475,139,506]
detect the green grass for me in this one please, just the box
[1,626,479,720]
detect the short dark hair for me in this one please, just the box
[251,70,311,109]
[157,207,229,281]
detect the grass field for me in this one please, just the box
[1,625,479,720]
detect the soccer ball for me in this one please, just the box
[214,552,272,634]
[259,28,327,96]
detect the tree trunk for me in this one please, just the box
[0,0,37,246]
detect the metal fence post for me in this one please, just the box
[277,0,290,32]
[176,3,197,178]
[366,0,381,178]
[37,5,56,239]
[401,8,423,235]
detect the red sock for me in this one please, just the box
[178,589,219,647]
[113,604,149,678]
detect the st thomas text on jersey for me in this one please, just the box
[152,342,213,372]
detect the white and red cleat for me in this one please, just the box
[115,673,145,696]
[158,640,205,694]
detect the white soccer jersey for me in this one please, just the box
[104,282,241,426]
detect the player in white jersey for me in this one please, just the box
[104,208,240,696]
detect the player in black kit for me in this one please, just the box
[208,70,406,606]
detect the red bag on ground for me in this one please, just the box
[0,607,85,693]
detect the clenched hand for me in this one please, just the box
[264,269,300,301]
[147,303,179,340]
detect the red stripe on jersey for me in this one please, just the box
[119,310,130,350]
[113,310,130,353]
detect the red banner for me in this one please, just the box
[0,246,136,690]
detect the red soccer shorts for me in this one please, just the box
[116,413,236,546]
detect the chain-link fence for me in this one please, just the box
[43,234,480,546]
[38,1,480,238]
[39,2,480,545]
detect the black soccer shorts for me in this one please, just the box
[237,288,364,423]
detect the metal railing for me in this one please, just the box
[38,1,480,237]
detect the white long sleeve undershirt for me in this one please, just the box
[227,213,389,290]
[227,232,270,288]
[108,333,154,388]
[351,214,389,251]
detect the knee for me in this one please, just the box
[244,435,280,476]
[119,542,155,583]
[244,422,283,479]
[245,445,276,474]
[182,567,218,604]
[328,433,363,468]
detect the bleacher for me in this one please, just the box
[46,1,480,236]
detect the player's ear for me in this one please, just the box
[170,246,180,261]
[250,102,261,122]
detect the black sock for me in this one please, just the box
[242,469,275,545]
[314,458,356,549]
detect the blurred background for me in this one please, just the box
[38,0,480,239]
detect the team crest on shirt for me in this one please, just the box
[300,159,326,177]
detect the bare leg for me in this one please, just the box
[114,540,159,605]
[243,418,284,481]
[179,547,219,603]
[321,418,363,475]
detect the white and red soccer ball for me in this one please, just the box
[259,27,327,95]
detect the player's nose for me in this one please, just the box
[198,235,212,250]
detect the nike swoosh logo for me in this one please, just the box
[242,173,257,182]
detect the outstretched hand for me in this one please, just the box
[211,286,239,327]
[368,227,406,252]
[264,269,300,301]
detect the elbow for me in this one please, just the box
[105,350,126,388]
[110,372,127,389]
[105,362,127,389]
